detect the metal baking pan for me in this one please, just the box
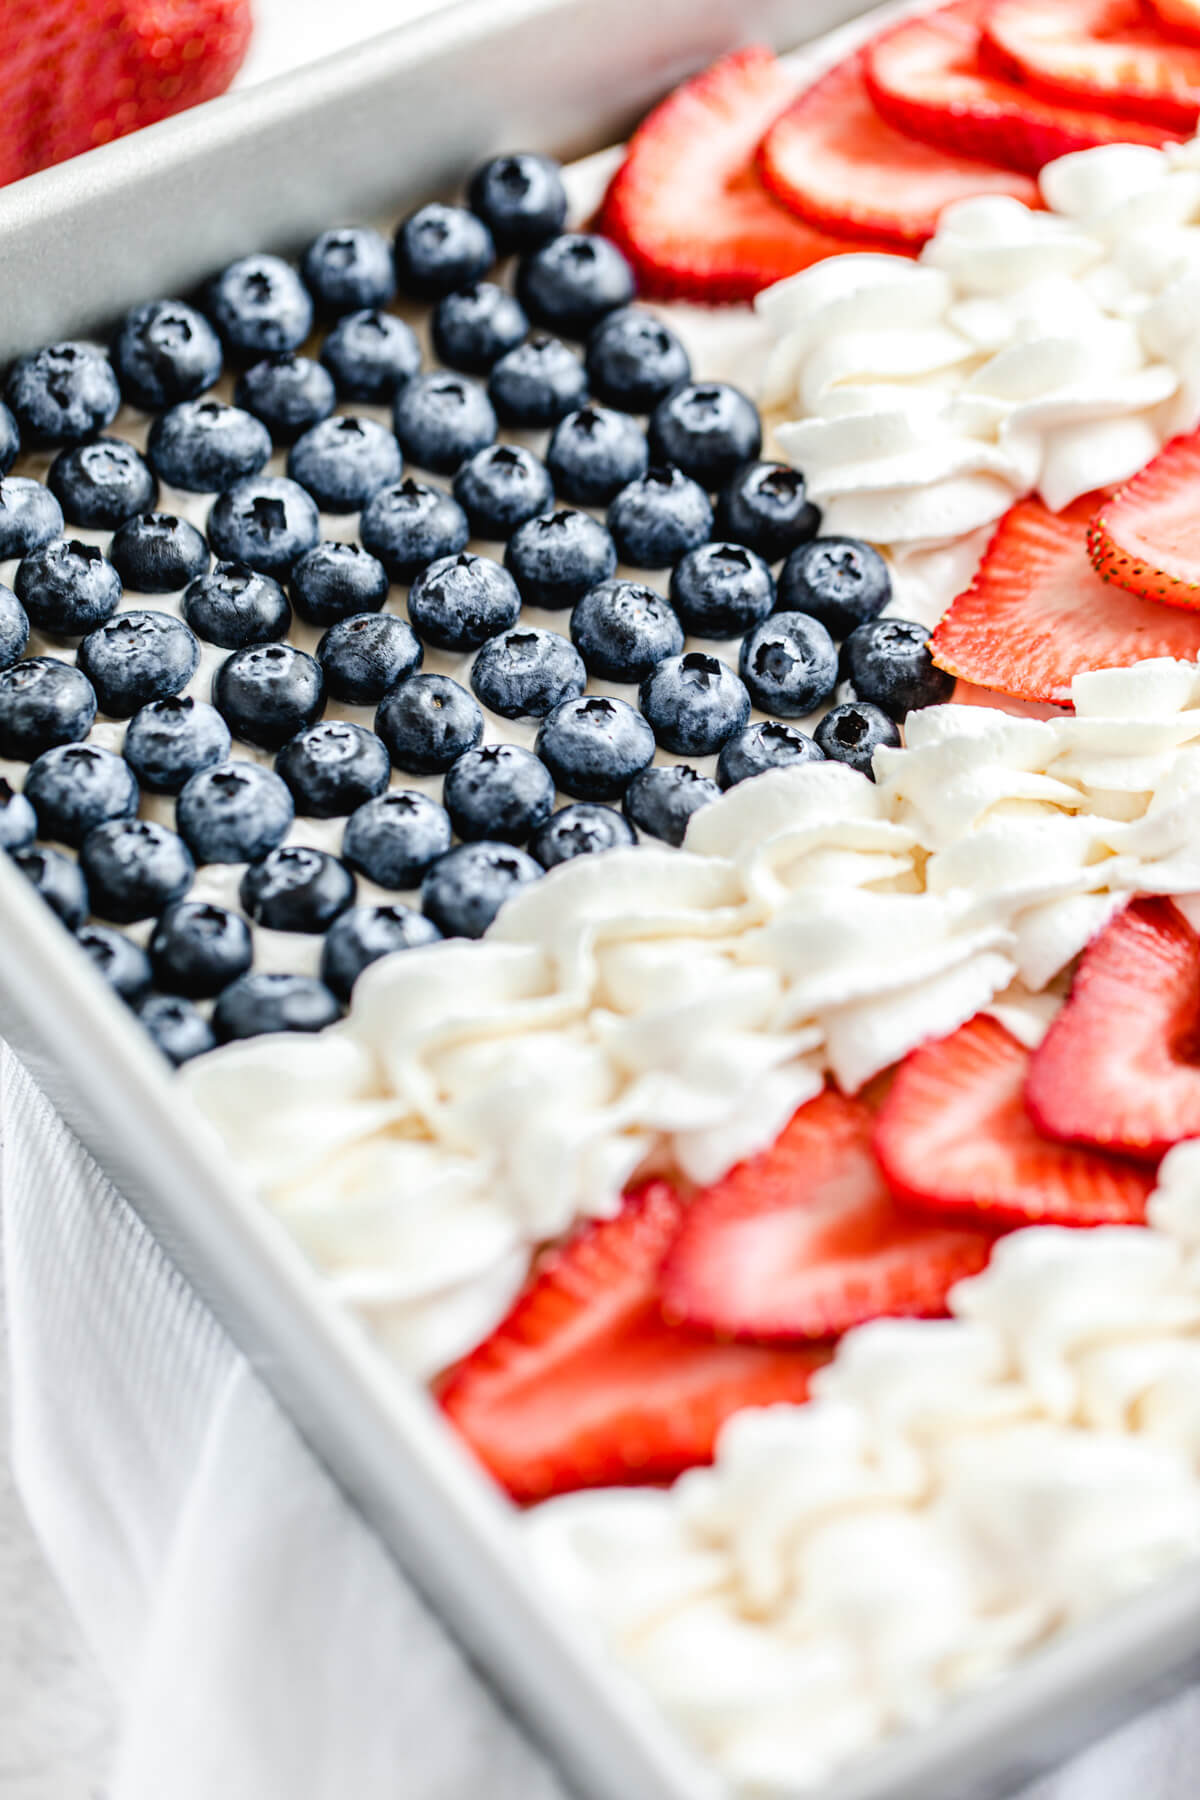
[4,2,1200,1795]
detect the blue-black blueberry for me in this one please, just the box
[516,233,635,336]
[535,693,655,801]
[432,283,528,375]
[287,414,403,513]
[213,640,325,751]
[648,382,762,489]
[639,651,750,757]
[213,972,341,1042]
[569,578,683,683]
[488,335,587,428]
[717,462,820,564]
[0,585,30,670]
[737,613,838,718]
[15,538,122,636]
[48,438,158,529]
[394,203,494,300]
[206,476,320,577]
[606,466,713,569]
[75,923,152,1005]
[442,742,555,845]
[320,903,441,1003]
[586,307,690,413]
[468,153,567,253]
[147,398,272,494]
[841,618,955,720]
[359,478,469,582]
[669,541,775,639]
[814,700,902,778]
[529,801,634,869]
[183,562,292,649]
[317,612,422,707]
[80,817,195,923]
[239,844,356,933]
[288,541,388,627]
[204,254,314,359]
[122,695,231,795]
[0,656,96,759]
[137,994,217,1063]
[149,899,253,998]
[302,226,396,316]
[112,299,223,410]
[234,353,336,444]
[452,444,554,540]
[374,672,482,774]
[24,742,138,846]
[5,342,121,446]
[505,509,616,611]
[392,372,496,475]
[470,626,585,721]
[547,404,648,507]
[0,478,65,560]
[108,512,210,593]
[716,719,824,789]
[407,551,521,653]
[175,759,294,864]
[78,610,200,717]
[12,845,90,928]
[420,840,541,939]
[342,789,452,888]
[275,719,391,817]
[320,310,421,403]
[623,762,720,846]
[779,537,891,637]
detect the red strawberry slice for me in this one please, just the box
[660,1089,998,1344]
[865,1,1179,175]
[1088,430,1200,611]
[930,496,1200,704]
[874,1014,1153,1227]
[757,52,1041,252]
[983,0,1200,131]
[439,1180,830,1503]
[1151,0,1200,39]
[597,47,885,305]
[1026,898,1200,1160]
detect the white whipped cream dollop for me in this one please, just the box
[526,1146,1200,1794]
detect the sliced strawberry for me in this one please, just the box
[757,52,1041,252]
[660,1089,998,1343]
[983,0,1200,131]
[874,1015,1153,1228]
[950,677,1067,719]
[1026,898,1200,1160]
[1151,0,1200,40]
[865,1,1179,175]
[439,1181,829,1502]
[1088,430,1200,611]
[931,496,1200,704]
[597,47,883,305]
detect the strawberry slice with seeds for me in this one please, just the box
[757,52,1040,252]
[597,47,883,304]
[1088,430,1200,611]
[865,1,1179,175]
[439,1180,829,1502]
[931,496,1200,704]
[983,0,1200,132]
[874,1014,1153,1227]
[660,1089,998,1343]
[1026,898,1200,1160]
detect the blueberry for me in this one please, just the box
[607,467,713,569]
[717,719,824,789]
[639,652,750,756]
[0,478,65,559]
[12,845,89,929]
[420,840,541,939]
[468,152,567,253]
[517,233,635,336]
[505,512,614,614]
[234,353,336,444]
[48,438,158,529]
[452,444,554,539]
[318,613,423,706]
[779,537,892,637]
[275,719,390,816]
[320,310,421,403]
[240,845,356,933]
[488,335,587,428]
[443,743,554,844]
[150,900,253,998]
[0,402,19,473]
[432,283,528,374]
[375,672,482,774]
[395,203,494,300]
[81,818,194,923]
[359,478,469,581]
[207,476,320,576]
[529,801,634,869]
[0,585,29,670]
[470,626,585,720]
[75,922,153,1004]
[123,695,231,795]
[841,618,955,720]
[586,308,690,412]
[213,973,341,1042]
[392,372,496,475]
[79,611,199,717]
[213,641,324,751]
[112,299,223,410]
[648,383,762,489]
[320,903,441,1002]
[183,562,291,649]
[623,763,720,846]
[289,541,388,626]
[24,743,138,846]
[137,993,217,1063]
[302,225,396,315]
[147,399,272,494]
[716,462,820,563]
[287,414,403,513]
[0,657,96,759]
[535,693,654,801]
[814,700,901,778]
[15,539,122,636]
[738,614,838,719]
[669,542,775,639]
[205,255,314,359]
[547,404,648,506]
[5,343,120,446]
[408,551,520,652]
[343,788,452,887]
[176,760,294,863]
[569,578,683,683]
[0,777,37,851]
[109,513,210,593]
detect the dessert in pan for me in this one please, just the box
[9,0,1200,1787]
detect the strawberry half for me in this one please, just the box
[865,1,1179,175]
[874,1014,1153,1227]
[1088,430,1200,611]
[597,47,882,304]
[439,1181,829,1502]
[930,496,1200,704]
[1151,0,1200,39]
[1026,898,1200,1160]
[983,0,1200,132]
[757,51,1040,252]
[660,1089,998,1343]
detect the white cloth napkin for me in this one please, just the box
[6,1037,1200,1800]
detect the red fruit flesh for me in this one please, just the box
[983,0,1200,131]
[1088,429,1200,611]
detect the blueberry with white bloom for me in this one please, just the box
[529,801,634,869]
[547,405,648,506]
[147,399,271,494]
[183,562,291,649]
[0,657,96,759]
[318,613,423,706]
[24,743,138,846]
[0,478,65,559]
[468,152,567,253]
[150,900,253,998]
[517,233,635,336]
[738,613,838,718]
[176,760,294,864]
[648,383,761,489]
[275,719,390,817]
[0,586,29,670]
[79,611,199,717]
[814,700,901,778]
[395,203,494,300]
[716,462,820,563]
[320,903,441,1002]
[779,537,891,637]
[75,923,152,1005]
[0,778,37,852]
[586,308,690,413]
[138,994,216,1063]
[432,283,528,374]
[109,513,209,593]
[234,353,336,444]
[639,652,749,757]
[213,641,324,751]
[240,845,356,933]
[13,845,90,928]
[302,225,396,316]
[204,254,314,359]
[289,541,388,626]
[443,743,554,844]
[343,789,452,888]
[123,696,231,795]
[669,542,774,639]
[207,476,320,577]
[408,551,520,653]
[488,335,587,428]
[359,478,469,581]
[470,626,584,720]
[48,439,158,529]
[623,763,720,846]
[375,672,482,774]
[287,415,402,513]
[16,539,122,636]
[81,817,194,923]
[505,509,616,611]
[421,840,542,939]
[0,402,20,474]
[535,693,654,801]
[213,973,341,1042]
[453,444,554,540]
[570,578,683,683]
[113,299,223,410]
[841,618,954,720]
[607,466,712,569]
[717,719,824,790]
[6,342,120,446]
[320,310,421,403]
[391,372,496,475]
